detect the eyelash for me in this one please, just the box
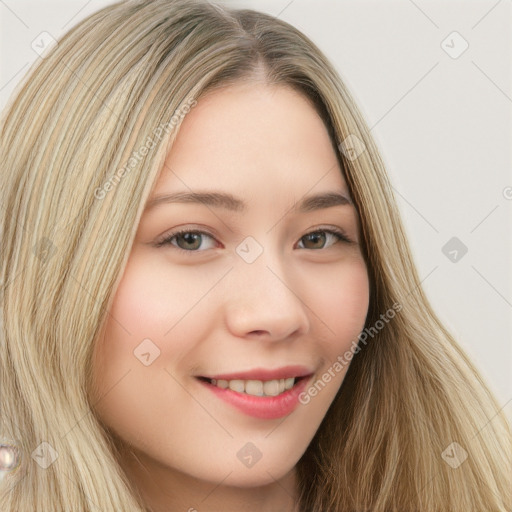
[154,227,354,253]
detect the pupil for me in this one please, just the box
[182,233,199,249]
[307,232,325,248]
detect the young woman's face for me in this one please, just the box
[91,82,369,494]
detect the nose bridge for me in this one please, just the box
[223,235,310,340]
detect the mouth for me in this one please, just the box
[196,375,310,397]
[195,370,315,419]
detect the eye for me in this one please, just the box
[154,229,217,252]
[154,227,353,253]
[296,228,353,250]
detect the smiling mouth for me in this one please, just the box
[196,376,309,397]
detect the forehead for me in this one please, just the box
[151,82,350,204]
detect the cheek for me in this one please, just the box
[313,257,370,349]
[102,254,215,350]
[109,257,181,333]
[89,256,194,441]
[91,253,224,399]
[91,257,179,396]
[296,258,369,408]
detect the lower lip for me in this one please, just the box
[197,376,313,420]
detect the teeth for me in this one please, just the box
[228,379,245,393]
[246,380,264,396]
[263,379,280,396]
[209,377,297,396]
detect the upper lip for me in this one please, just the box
[198,365,314,381]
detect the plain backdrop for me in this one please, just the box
[1,1,511,420]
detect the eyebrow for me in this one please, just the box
[144,190,354,213]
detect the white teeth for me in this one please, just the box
[263,379,280,396]
[228,379,245,393]
[246,380,264,396]
[208,377,297,396]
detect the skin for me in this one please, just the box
[91,81,370,512]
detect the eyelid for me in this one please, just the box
[153,227,218,249]
[298,226,354,246]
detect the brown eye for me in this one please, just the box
[297,229,351,250]
[301,231,327,249]
[155,229,217,251]
[174,232,203,250]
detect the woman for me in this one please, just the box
[0,0,510,510]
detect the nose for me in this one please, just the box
[222,252,311,342]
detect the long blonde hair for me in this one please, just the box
[1,0,510,510]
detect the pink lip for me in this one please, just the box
[201,365,313,381]
[196,373,314,420]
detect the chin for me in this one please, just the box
[221,464,295,488]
